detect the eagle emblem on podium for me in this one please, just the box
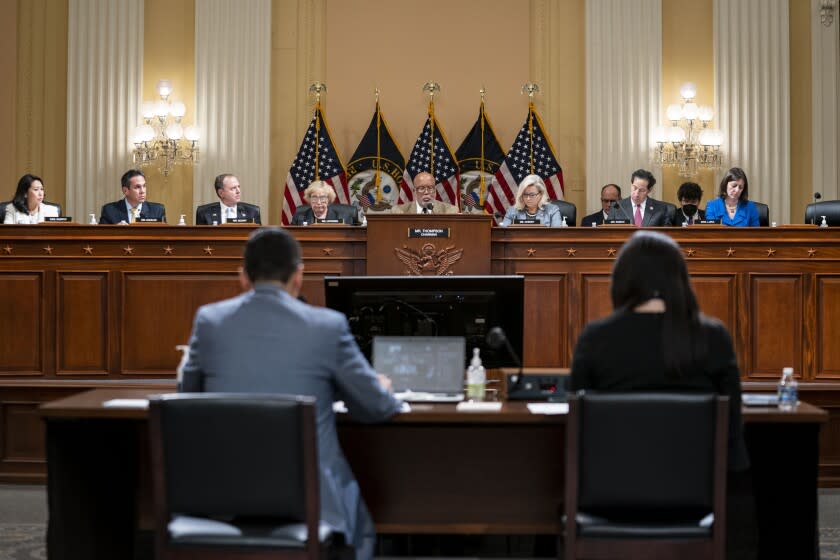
[394,243,464,276]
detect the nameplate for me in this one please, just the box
[225,218,253,224]
[136,217,162,223]
[315,219,342,224]
[695,219,721,225]
[513,218,540,225]
[45,216,72,222]
[605,218,631,225]
[408,227,450,238]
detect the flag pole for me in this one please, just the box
[522,83,540,175]
[375,88,382,203]
[309,82,327,181]
[479,87,487,207]
[422,82,440,180]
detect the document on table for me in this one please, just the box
[527,402,569,415]
[103,398,149,409]
[456,401,503,412]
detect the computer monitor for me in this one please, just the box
[324,275,524,368]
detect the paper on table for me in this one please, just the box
[456,401,503,412]
[103,398,149,409]
[527,402,569,415]
[333,400,411,414]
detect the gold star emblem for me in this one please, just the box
[566,248,577,257]
[726,248,736,257]
[43,245,53,255]
[322,247,335,256]
[686,248,696,257]
[3,245,12,255]
[82,245,93,255]
[607,248,617,257]
[123,245,134,255]
[203,246,214,255]
[164,246,174,255]
[766,248,776,257]
[527,248,537,256]
[808,248,817,257]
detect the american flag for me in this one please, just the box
[484,104,564,215]
[400,114,460,207]
[282,106,349,225]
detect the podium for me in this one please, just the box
[365,214,493,275]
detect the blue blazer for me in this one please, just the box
[500,203,562,227]
[181,285,401,559]
[99,200,167,224]
[705,198,759,227]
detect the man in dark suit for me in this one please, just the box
[195,173,262,225]
[676,181,705,225]
[180,227,401,560]
[99,169,166,224]
[607,169,676,226]
[581,183,621,227]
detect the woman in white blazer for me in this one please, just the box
[4,174,60,224]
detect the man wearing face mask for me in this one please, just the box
[676,182,705,225]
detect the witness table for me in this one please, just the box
[40,389,826,560]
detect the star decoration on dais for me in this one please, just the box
[726,248,736,257]
[82,245,94,255]
[203,246,214,255]
[123,246,134,255]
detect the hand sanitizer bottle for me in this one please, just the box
[820,216,828,228]
[466,347,486,401]
[89,213,97,225]
[178,214,187,226]
[560,215,568,227]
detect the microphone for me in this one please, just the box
[486,327,524,392]
[612,200,632,222]
[423,202,434,214]
[813,192,822,225]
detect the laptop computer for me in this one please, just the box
[372,336,466,403]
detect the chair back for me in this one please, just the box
[804,199,840,226]
[568,392,727,516]
[149,393,319,523]
[0,201,8,223]
[549,199,577,226]
[754,201,769,226]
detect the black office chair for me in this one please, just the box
[0,201,7,223]
[804,199,840,226]
[754,202,769,227]
[549,199,577,226]
[149,393,346,560]
[293,203,358,225]
[563,393,728,560]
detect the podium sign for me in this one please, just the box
[366,214,493,275]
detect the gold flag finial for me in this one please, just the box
[309,82,327,104]
[521,82,540,100]
[374,87,380,103]
[480,87,486,103]
[422,81,440,102]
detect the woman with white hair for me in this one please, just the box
[291,180,355,225]
[499,174,561,227]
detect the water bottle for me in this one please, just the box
[466,347,486,401]
[777,367,798,411]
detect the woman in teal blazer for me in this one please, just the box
[705,167,760,226]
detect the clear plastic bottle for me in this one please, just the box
[777,367,798,411]
[820,216,828,228]
[560,215,568,227]
[466,347,486,401]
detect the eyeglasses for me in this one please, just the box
[309,195,330,202]
[415,186,436,194]
[522,192,541,199]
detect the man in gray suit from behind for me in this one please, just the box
[181,227,401,560]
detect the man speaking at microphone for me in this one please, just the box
[391,171,459,214]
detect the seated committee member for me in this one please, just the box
[4,174,60,224]
[99,169,166,224]
[568,230,753,556]
[704,167,760,227]
[180,227,401,560]
[676,181,705,225]
[390,171,459,214]
[607,169,676,226]
[291,180,355,225]
[500,174,562,227]
[195,173,261,225]
[581,183,621,227]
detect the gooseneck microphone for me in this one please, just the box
[612,200,633,222]
[813,192,822,225]
[423,202,434,214]
[486,327,524,390]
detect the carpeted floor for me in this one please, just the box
[1,485,839,559]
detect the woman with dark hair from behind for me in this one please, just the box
[569,230,756,559]
[5,174,61,224]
